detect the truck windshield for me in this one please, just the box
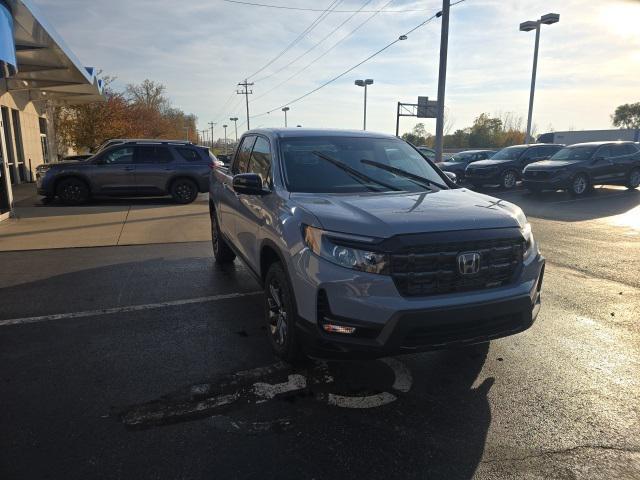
[280,136,447,193]
[550,146,598,161]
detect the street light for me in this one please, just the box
[354,79,373,130]
[520,13,560,144]
[223,124,228,154]
[281,107,290,127]
[230,117,239,143]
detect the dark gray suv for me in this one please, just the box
[37,141,214,204]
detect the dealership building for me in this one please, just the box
[0,0,103,221]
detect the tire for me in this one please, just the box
[56,178,89,205]
[501,170,518,190]
[264,262,304,363]
[626,168,640,190]
[210,207,236,263]
[570,173,590,196]
[171,178,198,204]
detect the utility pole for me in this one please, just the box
[237,79,254,130]
[208,122,216,148]
[434,0,450,163]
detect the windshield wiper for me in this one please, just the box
[311,151,401,192]
[360,159,446,190]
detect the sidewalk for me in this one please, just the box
[0,184,210,251]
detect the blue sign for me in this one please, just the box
[0,2,17,78]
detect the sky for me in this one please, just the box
[32,0,640,140]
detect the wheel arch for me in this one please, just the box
[166,175,200,194]
[53,174,93,194]
[259,239,288,285]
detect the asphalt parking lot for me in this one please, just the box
[1,186,639,479]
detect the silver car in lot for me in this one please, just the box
[37,140,216,204]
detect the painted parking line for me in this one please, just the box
[0,291,262,328]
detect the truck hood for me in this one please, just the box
[526,159,582,170]
[290,189,523,238]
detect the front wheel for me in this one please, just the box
[171,178,198,204]
[56,178,89,205]
[264,262,303,364]
[626,168,640,190]
[501,170,518,190]
[570,173,590,196]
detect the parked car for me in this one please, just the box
[465,144,564,189]
[523,141,640,196]
[416,146,436,161]
[37,140,214,204]
[436,150,496,180]
[209,128,544,361]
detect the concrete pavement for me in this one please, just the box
[0,184,210,251]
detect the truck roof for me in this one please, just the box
[247,128,398,139]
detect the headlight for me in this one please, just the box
[303,225,390,275]
[521,222,536,261]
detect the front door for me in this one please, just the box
[591,145,617,183]
[92,146,136,194]
[218,135,255,241]
[235,135,273,270]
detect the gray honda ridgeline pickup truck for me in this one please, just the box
[209,129,544,361]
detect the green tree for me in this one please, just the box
[401,123,432,146]
[612,102,640,129]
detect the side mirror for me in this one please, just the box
[233,173,267,195]
[444,171,458,184]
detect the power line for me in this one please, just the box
[244,0,343,80]
[223,0,430,13]
[254,0,375,84]
[251,0,396,103]
[251,11,441,119]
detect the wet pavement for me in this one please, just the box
[0,186,639,479]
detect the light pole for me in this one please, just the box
[520,13,560,144]
[230,117,238,143]
[223,124,228,154]
[282,107,290,127]
[354,79,373,130]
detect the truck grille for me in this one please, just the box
[390,237,524,297]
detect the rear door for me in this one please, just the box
[610,144,637,182]
[92,146,136,194]
[218,135,256,241]
[133,145,175,194]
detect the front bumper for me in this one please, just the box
[290,248,545,358]
[465,169,501,185]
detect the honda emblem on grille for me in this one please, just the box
[457,252,481,275]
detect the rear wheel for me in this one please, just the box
[56,178,89,205]
[171,178,198,204]
[210,207,236,263]
[501,170,518,190]
[626,168,640,190]
[264,262,303,363]
[570,173,589,196]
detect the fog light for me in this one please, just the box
[322,323,356,334]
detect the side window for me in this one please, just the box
[233,136,256,174]
[611,144,629,157]
[543,146,560,157]
[623,144,638,155]
[134,146,173,164]
[248,137,272,186]
[176,147,201,162]
[523,147,540,160]
[595,146,612,159]
[103,147,134,165]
